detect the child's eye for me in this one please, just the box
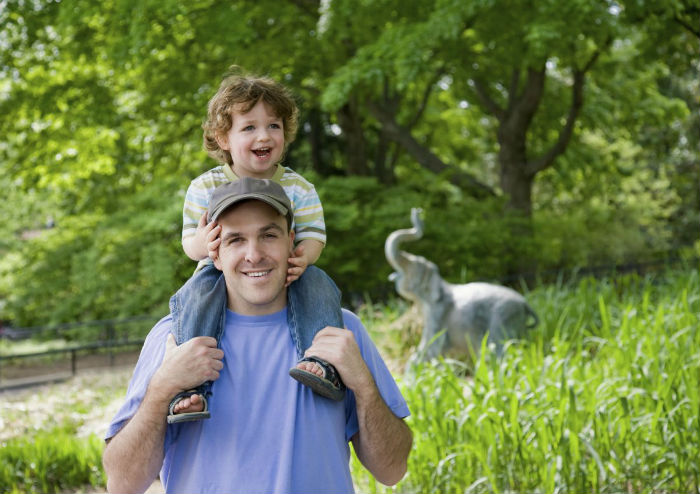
[269,123,281,129]
[242,125,254,131]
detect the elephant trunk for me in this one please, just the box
[385,208,424,273]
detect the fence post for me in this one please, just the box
[106,323,115,367]
[71,349,77,375]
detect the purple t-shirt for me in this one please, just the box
[106,308,409,494]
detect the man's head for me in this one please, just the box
[210,178,295,316]
[203,66,299,167]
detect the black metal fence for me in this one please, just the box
[0,315,160,390]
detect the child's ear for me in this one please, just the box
[215,132,229,151]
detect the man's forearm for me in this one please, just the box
[352,381,412,486]
[103,382,171,493]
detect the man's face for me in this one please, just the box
[217,99,285,179]
[213,200,294,315]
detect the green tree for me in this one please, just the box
[0,0,696,326]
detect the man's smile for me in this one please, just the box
[243,269,272,278]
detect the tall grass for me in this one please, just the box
[353,268,700,493]
[0,428,104,494]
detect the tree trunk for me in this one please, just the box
[306,107,331,176]
[497,125,533,216]
[374,125,395,185]
[336,99,370,175]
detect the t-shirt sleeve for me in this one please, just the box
[342,310,410,442]
[104,317,170,441]
[291,184,326,245]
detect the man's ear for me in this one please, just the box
[213,253,222,271]
[288,230,295,252]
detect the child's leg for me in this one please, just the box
[287,265,346,401]
[170,264,227,344]
[167,263,227,422]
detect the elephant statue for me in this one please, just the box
[385,208,539,365]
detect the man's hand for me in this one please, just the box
[286,244,309,286]
[302,327,373,394]
[151,334,224,397]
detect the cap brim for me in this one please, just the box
[208,193,290,223]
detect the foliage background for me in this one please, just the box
[0,0,698,327]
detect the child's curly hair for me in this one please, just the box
[203,66,299,165]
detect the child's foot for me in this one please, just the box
[166,390,211,423]
[295,360,324,377]
[289,356,346,401]
[172,393,206,415]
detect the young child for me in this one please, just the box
[167,67,345,423]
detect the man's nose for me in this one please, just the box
[244,240,264,263]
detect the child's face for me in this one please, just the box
[218,99,285,179]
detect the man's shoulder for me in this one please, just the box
[143,315,173,347]
[340,309,372,345]
[340,308,362,328]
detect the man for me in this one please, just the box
[102,178,412,493]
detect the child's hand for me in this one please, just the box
[206,220,222,261]
[287,244,309,286]
[193,211,220,261]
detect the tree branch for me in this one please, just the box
[472,78,506,121]
[407,66,446,130]
[509,66,546,130]
[524,47,604,176]
[285,0,320,18]
[674,13,700,39]
[507,68,521,112]
[368,101,496,198]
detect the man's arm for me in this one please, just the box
[304,328,412,486]
[350,379,413,485]
[103,335,224,493]
[102,380,172,494]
